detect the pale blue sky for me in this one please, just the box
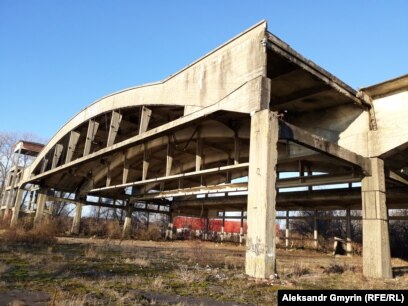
[1,1,407,140]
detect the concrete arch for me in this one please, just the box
[23,21,267,182]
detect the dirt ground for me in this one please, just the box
[0,237,407,305]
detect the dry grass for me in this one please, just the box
[123,257,151,267]
[323,263,358,274]
[175,264,202,283]
[0,262,9,274]
[0,236,408,305]
[134,225,163,241]
[152,276,166,290]
[1,218,57,246]
[81,218,122,239]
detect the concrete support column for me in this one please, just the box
[70,204,83,235]
[346,209,353,256]
[362,158,392,278]
[285,211,290,248]
[239,211,244,244]
[10,188,24,227]
[245,110,278,279]
[3,205,12,220]
[28,191,34,211]
[122,206,133,238]
[204,217,209,240]
[34,189,47,225]
[221,211,225,241]
[165,213,175,240]
[313,210,318,250]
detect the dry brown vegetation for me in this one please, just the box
[2,217,57,246]
[0,234,408,305]
[1,218,408,305]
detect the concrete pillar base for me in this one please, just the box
[70,204,82,235]
[122,206,133,239]
[362,158,392,278]
[245,254,275,279]
[122,216,132,238]
[165,222,174,240]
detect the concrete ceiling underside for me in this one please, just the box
[266,31,368,114]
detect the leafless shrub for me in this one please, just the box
[1,218,57,246]
[134,224,163,241]
[186,239,206,265]
[106,220,122,239]
[224,255,243,270]
[84,245,101,259]
[389,214,408,258]
[286,263,310,278]
[176,264,202,283]
[152,276,165,289]
[52,216,73,235]
[323,263,356,274]
[81,218,122,239]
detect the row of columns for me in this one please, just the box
[4,110,393,280]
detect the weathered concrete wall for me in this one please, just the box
[287,104,370,157]
[284,88,408,159]
[368,90,408,157]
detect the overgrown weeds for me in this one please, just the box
[81,218,122,239]
[84,240,122,260]
[176,264,202,283]
[286,263,310,278]
[1,218,57,246]
[323,263,357,274]
[123,257,151,267]
[133,224,163,241]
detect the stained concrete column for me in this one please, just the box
[122,206,133,238]
[239,211,244,244]
[70,204,83,235]
[221,211,225,242]
[245,110,278,279]
[27,191,34,211]
[285,211,290,248]
[346,209,353,256]
[313,210,318,250]
[361,158,392,278]
[10,188,24,227]
[204,216,209,240]
[165,213,175,240]
[34,189,47,225]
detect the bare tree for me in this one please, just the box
[49,192,76,217]
[0,132,17,192]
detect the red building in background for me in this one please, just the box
[173,216,248,234]
[174,216,280,234]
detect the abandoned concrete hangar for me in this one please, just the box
[1,20,408,279]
